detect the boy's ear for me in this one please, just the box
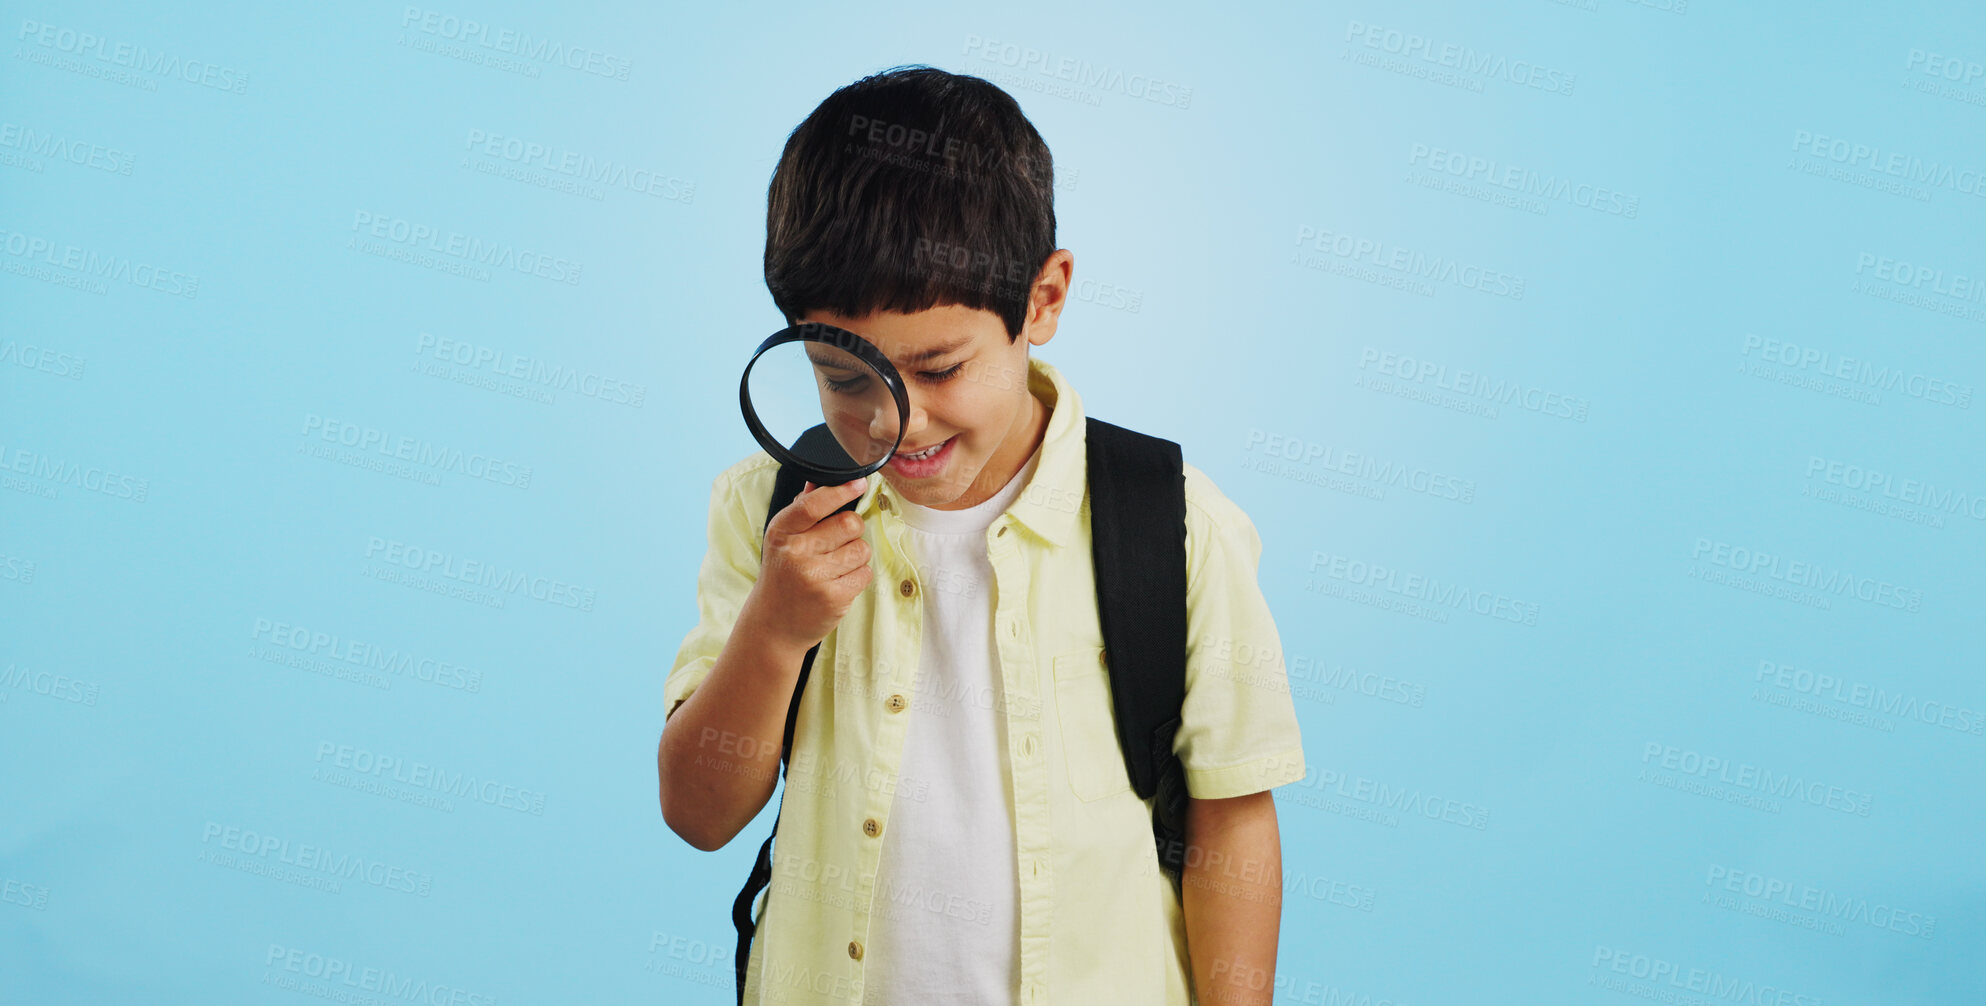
[1024,249,1075,347]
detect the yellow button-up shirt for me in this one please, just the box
[665,355,1307,1006]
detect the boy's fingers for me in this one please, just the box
[833,557,876,588]
[812,509,866,550]
[820,538,872,577]
[775,476,869,534]
[807,478,870,541]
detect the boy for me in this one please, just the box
[658,66,1307,1006]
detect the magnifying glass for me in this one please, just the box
[739,322,911,511]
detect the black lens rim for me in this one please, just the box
[739,322,912,485]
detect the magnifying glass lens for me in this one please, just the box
[742,340,902,472]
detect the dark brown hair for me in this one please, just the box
[765,65,1056,340]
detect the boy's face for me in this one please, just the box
[800,250,1071,511]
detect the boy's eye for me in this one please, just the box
[921,363,965,382]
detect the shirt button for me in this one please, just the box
[863,817,881,837]
[886,693,906,712]
[879,494,892,512]
[848,939,864,961]
[996,525,1007,537]
[1100,648,1109,668]
[899,578,916,598]
[1020,734,1036,758]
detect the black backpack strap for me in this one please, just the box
[1084,416,1192,875]
[732,442,860,1005]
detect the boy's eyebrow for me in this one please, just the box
[895,337,973,366]
[805,348,864,369]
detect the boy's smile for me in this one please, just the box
[800,259,1069,511]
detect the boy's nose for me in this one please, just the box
[866,405,895,443]
[874,399,929,446]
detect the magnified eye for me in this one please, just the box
[753,329,905,471]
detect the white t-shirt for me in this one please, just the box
[863,444,1043,1006]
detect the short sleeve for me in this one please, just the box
[663,457,774,723]
[1172,463,1307,799]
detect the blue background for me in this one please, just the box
[4,1,1982,1003]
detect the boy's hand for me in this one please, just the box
[746,476,875,654]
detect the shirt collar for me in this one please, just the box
[857,355,1085,547]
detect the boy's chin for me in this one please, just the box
[885,480,953,505]
[882,469,974,507]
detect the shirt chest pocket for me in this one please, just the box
[1052,646,1133,802]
